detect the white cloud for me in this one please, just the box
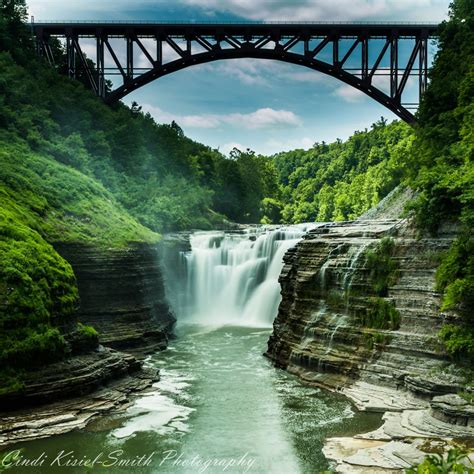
[181,0,448,22]
[333,85,366,103]
[142,105,302,129]
[200,58,334,89]
[220,142,247,156]
[237,108,302,127]
[204,59,273,86]
[284,70,328,84]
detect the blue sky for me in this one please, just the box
[28,0,450,155]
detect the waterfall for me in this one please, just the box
[316,241,370,370]
[179,225,311,327]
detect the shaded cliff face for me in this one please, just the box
[266,219,463,396]
[55,243,176,355]
[0,243,174,415]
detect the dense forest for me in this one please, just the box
[272,119,412,223]
[0,0,472,391]
[407,0,473,362]
[0,6,281,231]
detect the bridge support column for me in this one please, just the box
[66,36,76,79]
[126,35,134,80]
[361,34,369,84]
[390,34,399,99]
[96,33,106,98]
[37,35,55,66]
[419,36,428,98]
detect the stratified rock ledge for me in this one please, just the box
[265,217,474,472]
[323,385,474,472]
[0,363,159,446]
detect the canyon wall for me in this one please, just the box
[0,243,175,411]
[266,218,463,397]
[55,243,176,355]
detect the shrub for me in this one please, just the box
[364,237,399,296]
[0,369,25,396]
[362,297,401,330]
[0,327,67,368]
[77,322,99,339]
[406,447,473,474]
[439,324,474,364]
[364,331,390,350]
[436,236,474,315]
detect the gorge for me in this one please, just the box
[2,216,473,472]
[1,0,473,472]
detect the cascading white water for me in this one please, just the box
[181,225,312,327]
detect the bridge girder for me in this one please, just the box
[32,22,438,123]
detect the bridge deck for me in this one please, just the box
[31,22,439,38]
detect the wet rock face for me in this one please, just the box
[0,347,143,410]
[55,243,176,355]
[266,219,459,396]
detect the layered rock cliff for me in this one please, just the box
[0,242,175,441]
[55,243,176,355]
[266,219,459,394]
[266,217,474,471]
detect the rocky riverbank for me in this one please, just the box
[0,243,175,444]
[0,362,160,447]
[266,215,474,471]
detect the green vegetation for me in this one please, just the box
[0,188,77,389]
[401,0,473,362]
[406,0,473,237]
[458,390,474,404]
[0,368,25,395]
[272,119,412,223]
[436,238,474,314]
[0,53,280,231]
[364,331,390,351]
[0,140,160,247]
[362,297,401,330]
[326,289,345,308]
[439,324,474,365]
[364,237,399,296]
[77,322,99,340]
[406,447,473,473]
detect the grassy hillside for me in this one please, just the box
[0,138,159,247]
[0,48,281,231]
[0,127,161,393]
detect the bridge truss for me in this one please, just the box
[32,22,438,123]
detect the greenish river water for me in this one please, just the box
[4,325,381,474]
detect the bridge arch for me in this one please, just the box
[33,22,438,123]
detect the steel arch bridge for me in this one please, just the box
[32,21,439,123]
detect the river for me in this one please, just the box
[4,227,382,473]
